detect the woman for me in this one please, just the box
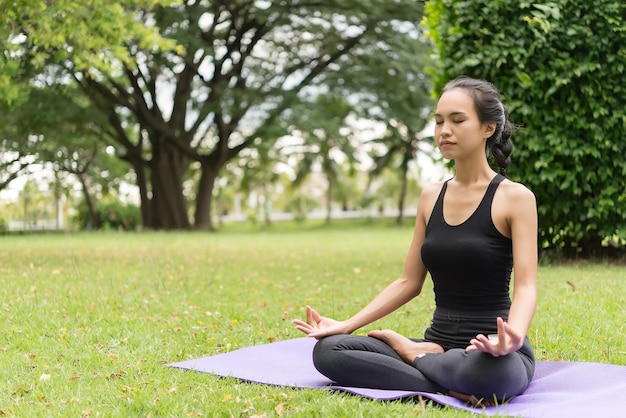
[293,76,537,406]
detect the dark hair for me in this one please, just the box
[442,76,514,176]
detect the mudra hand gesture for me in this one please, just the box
[292,306,350,339]
[466,317,524,357]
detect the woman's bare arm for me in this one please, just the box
[294,184,441,339]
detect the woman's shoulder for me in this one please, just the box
[416,180,446,219]
[420,180,446,200]
[499,178,536,207]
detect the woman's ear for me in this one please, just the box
[484,122,497,138]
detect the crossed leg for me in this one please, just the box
[314,331,531,407]
[312,334,446,393]
[368,330,525,407]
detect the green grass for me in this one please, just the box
[1,219,624,417]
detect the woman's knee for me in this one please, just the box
[312,335,345,373]
[460,353,530,399]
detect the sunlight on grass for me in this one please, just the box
[1,223,624,416]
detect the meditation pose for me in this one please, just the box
[294,76,538,406]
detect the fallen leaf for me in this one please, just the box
[11,383,33,395]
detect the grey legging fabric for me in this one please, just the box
[312,309,535,400]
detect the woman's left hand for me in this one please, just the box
[466,317,524,357]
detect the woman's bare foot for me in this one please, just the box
[367,329,443,364]
[448,390,496,407]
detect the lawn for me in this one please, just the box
[1,220,624,417]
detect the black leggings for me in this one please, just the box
[312,309,535,400]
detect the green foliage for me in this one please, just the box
[424,0,626,254]
[74,199,141,231]
[368,167,421,210]
[328,6,433,223]
[285,93,359,221]
[0,0,177,107]
[0,83,135,221]
[284,192,320,223]
[2,0,429,231]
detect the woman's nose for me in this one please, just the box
[439,121,452,137]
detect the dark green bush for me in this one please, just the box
[74,200,141,231]
[424,0,626,256]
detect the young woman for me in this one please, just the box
[293,76,538,406]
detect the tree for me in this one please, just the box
[325,20,434,224]
[48,170,72,230]
[424,0,626,254]
[287,93,357,224]
[366,167,421,218]
[0,0,176,106]
[366,120,430,225]
[19,178,48,230]
[0,137,34,192]
[0,92,40,192]
[0,84,134,230]
[1,0,176,196]
[6,0,426,230]
[238,138,284,226]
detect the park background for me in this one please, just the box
[1,0,625,416]
[1,0,624,256]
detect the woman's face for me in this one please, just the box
[433,88,494,160]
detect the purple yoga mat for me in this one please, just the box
[169,338,626,417]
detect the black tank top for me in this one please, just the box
[421,174,513,311]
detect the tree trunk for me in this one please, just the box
[22,198,29,230]
[325,177,333,224]
[262,182,272,227]
[396,167,408,225]
[130,158,152,230]
[148,137,191,229]
[77,172,99,230]
[194,161,219,231]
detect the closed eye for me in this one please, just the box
[434,118,465,125]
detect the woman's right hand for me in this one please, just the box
[292,306,352,339]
